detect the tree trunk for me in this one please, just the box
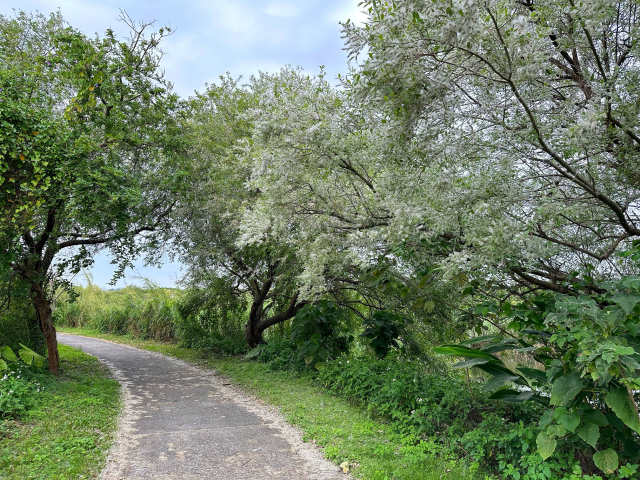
[244,291,308,348]
[245,297,265,348]
[31,285,59,375]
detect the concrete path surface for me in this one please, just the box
[58,333,344,480]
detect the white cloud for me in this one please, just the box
[23,0,121,36]
[328,1,368,26]
[263,1,300,18]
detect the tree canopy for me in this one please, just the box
[0,12,186,373]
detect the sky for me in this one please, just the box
[1,0,367,288]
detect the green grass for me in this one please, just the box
[58,327,479,480]
[0,344,120,480]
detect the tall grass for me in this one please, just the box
[53,282,247,354]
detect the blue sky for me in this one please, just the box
[1,0,365,288]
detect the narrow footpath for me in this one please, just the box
[58,334,344,480]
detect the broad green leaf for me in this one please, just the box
[482,340,520,353]
[593,449,618,474]
[0,345,18,362]
[557,410,580,433]
[550,373,584,406]
[0,358,7,371]
[489,389,534,402]
[484,373,519,392]
[539,410,553,428]
[452,358,490,369]
[536,431,557,460]
[576,422,599,448]
[547,424,567,437]
[611,295,640,315]
[517,367,547,385]
[18,343,46,369]
[460,334,499,345]
[434,345,499,361]
[583,409,609,427]
[605,387,640,433]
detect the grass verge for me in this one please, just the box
[0,344,120,480]
[58,327,479,480]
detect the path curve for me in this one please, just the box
[58,333,344,480]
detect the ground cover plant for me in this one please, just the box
[0,344,120,479]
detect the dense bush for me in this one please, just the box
[314,355,637,480]
[0,283,44,354]
[252,301,353,371]
[175,282,247,354]
[360,310,408,358]
[0,365,43,418]
[0,346,46,419]
[437,267,640,477]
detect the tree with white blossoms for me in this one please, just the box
[173,76,309,347]
[239,67,468,340]
[336,0,640,292]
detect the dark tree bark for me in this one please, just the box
[245,290,307,348]
[31,283,59,374]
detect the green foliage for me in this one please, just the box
[0,362,44,418]
[361,310,407,358]
[252,301,353,371]
[54,283,249,355]
[0,345,120,479]
[289,301,353,367]
[436,272,640,476]
[0,282,44,354]
[175,283,247,354]
[54,284,181,342]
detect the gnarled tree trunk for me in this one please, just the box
[31,283,59,374]
[245,291,307,348]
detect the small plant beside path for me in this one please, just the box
[0,344,120,479]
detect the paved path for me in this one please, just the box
[58,334,344,480]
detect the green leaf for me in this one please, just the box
[489,389,534,402]
[452,358,490,369]
[517,367,547,385]
[557,410,580,433]
[536,431,557,460]
[0,345,18,362]
[593,449,619,474]
[550,372,584,406]
[610,295,640,315]
[484,373,519,392]
[18,343,46,369]
[434,345,499,361]
[605,387,640,433]
[576,422,599,448]
[0,358,7,371]
[482,340,520,353]
[583,409,609,427]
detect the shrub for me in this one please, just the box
[360,310,407,358]
[175,284,247,354]
[437,270,640,477]
[314,354,567,478]
[253,301,353,371]
[0,347,46,419]
[0,367,40,418]
[0,285,45,354]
